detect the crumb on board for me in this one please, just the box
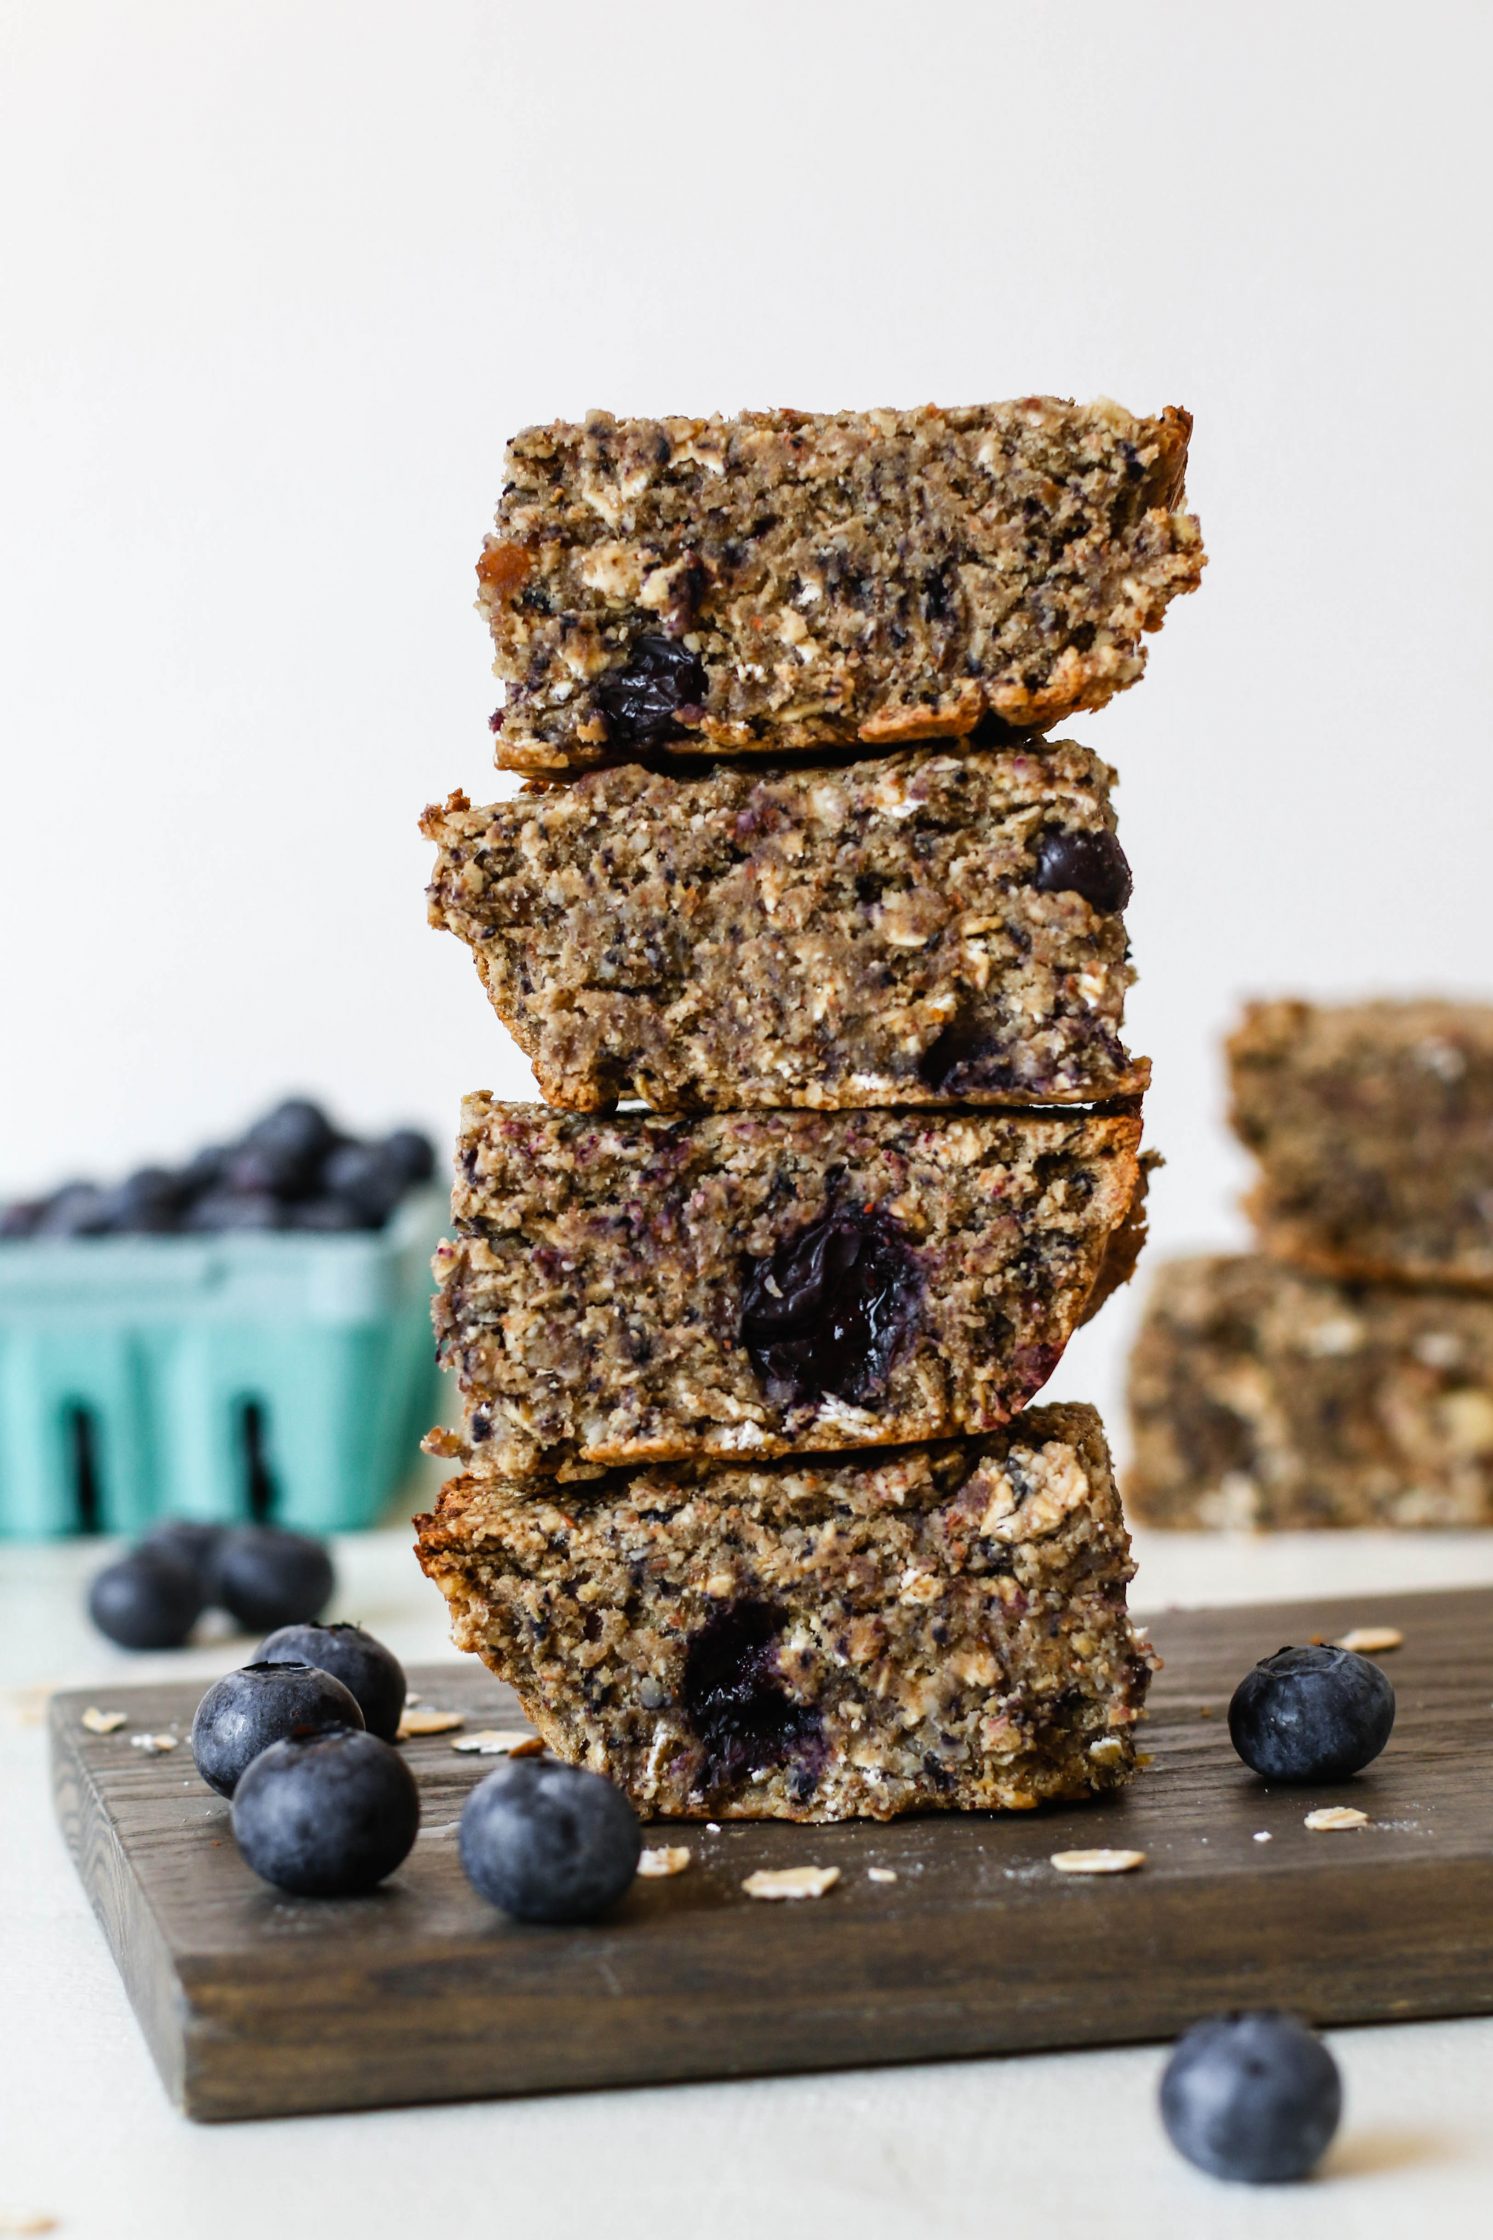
[449,1729,544,1757]
[742,1865,840,1901]
[129,1733,177,1755]
[1305,1806,1369,1832]
[1254,1830,1273,1843]
[1333,1626,1404,1655]
[80,1707,127,1735]
[637,1846,692,1878]
[867,1866,899,1883]
[1050,1848,1146,1875]
[397,1707,466,1738]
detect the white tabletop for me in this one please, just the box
[6,1522,1493,2240]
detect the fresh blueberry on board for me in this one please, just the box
[1160,2011,1342,2183]
[87,1547,204,1650]
[255,1620,407,1742]
[1229,1645,1395,1783]
[140,1518,227,1595]
[191,1660,364,1797]
[231,1728,419,1896]
[214,1526,336,1632]
[459,1758,642,1923]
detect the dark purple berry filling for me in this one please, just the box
[595,635,707,747]
[1032,827,1133,913]
[680,1600,824,1791]
[740,1209,922,1409]
[917,1016,1022,1096]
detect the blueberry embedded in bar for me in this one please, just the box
[422,738,1147,1113]
[432,1098,1147,1480]
[479,397,1204,772]
[416,1404,1155,1822]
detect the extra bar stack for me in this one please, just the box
[1130,999,1493,1528]
[416,397,1206,1820]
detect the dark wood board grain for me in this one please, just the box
[49,1585,1493,2123]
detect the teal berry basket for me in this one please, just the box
[0,1189,447,1541]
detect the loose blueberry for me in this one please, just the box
[191,1659,363,1796]
[231,1727,418,1895]
[595,634,707,748]
[321,1142,403,1229]
[458,1758,642,1924]
[88,1548,204,1650]
[1228,1645,1395,1784]
[140,1517,227,1594]
[214,1526,335,1632]
[1160,2011,1342,2183]
[380,1127,436,1187]
[1033,827,1133,913]
[255,1620,407,1742]
[740,1209,922,1409]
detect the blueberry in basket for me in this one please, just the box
[191,1660,364,1797]
[214,1525,336,1633]
[1228,1645,1395,1783]
[232,1728,419,1896]
[1160,2010,1342,2183]
[459,1758,642,1924]
[0,1098,437,1240]
[255,1620,407,1742]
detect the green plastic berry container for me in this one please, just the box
[0,1190,445,1540]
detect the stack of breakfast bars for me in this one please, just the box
[416,398,1205,1821]
[1130,999,1493,1527]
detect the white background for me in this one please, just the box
[4,9,1493,2228]
[4,0,1493,1434]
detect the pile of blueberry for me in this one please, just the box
[0,1096,436,1240]
[89,1517,338,1650]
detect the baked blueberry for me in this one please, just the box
[88,1548,204,1650]
[458,1758,641,1924]
[595,634,707,748]
[140,1517,227,1594]
[255,1620,407,1742]
[681,1598,824,1790]
[1160,2011,1342,2183]
[191,1659,363,1796]
[740,1209,922,1409]
[1229,1645,1395,1783]
[1033,826,1133,914]
[214,1526,335,1632]
[231,1727,419,1895]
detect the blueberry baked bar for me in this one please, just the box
[415,1403,1154,1820]
[432,1097,1145,1478]
[480,399,1204,772]
[1128,1253,1493,1528]
[424,738,1145,1111]
[1229,999,1493,1290]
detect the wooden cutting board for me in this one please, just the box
[49,1584,1493,2123]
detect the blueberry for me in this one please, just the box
[1160,2011,1342,2183]
[458,1758,642,1924]
[0,1199,43,1240]
[88,1548,204,1650]
[1229,1645,1395,1783]
[177,1142,230,1197]
[1033,827,1133,914]
[286,1196,365,1232]
[246,1097,337,1177]
[740,1209,923,1409]
[95,1166,184,1235]
[231,1727,418,1894]
[595,634,707,748]
[182,1188,284,1233]
[681,1598,824,1793]
[321,1142,403,1229]
[380,1127,436,1187]
[255,1621,407,1742]
[214,1526,335,1632]
[33,1182,111,1238]
[191,1660,363,1797]
[140,1517,227,1594]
